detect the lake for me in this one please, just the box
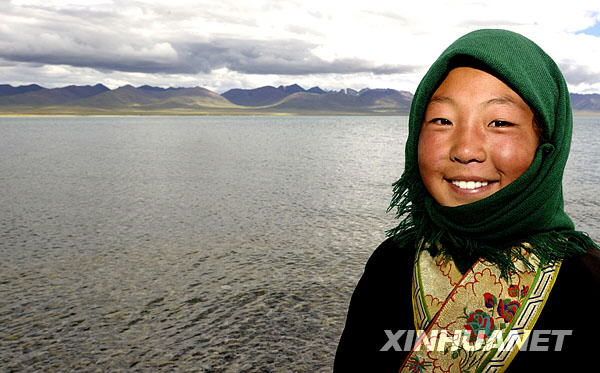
[1,116,598,372]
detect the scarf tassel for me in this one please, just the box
[386,171,599,278]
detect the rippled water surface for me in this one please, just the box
[1,116,598,372]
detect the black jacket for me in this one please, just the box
[334,238,600,372]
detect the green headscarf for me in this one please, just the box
[387,29,598,276]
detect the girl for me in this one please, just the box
[334,29,599,372]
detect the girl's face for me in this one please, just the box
[418,67,539,207]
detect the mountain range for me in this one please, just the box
[0,83,598,115]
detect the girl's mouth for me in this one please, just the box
[445,178,499,194]
[451,180,487,189]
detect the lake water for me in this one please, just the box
[1,116,598,372]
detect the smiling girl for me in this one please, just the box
[334,29,599,372]
[419,66,540,207]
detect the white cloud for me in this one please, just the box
[1,0,600,92]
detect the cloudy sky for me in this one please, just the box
[2,0,600,93]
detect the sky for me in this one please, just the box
[2,0,600,94]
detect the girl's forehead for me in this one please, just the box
[427,67,533,113]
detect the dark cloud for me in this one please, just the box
[559,61,600,85]
[0,35,414,75]
[0,1,414,77]
[173,39,415,75]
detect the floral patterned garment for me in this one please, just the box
[403,243,561,373]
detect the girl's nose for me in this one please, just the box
[449,123,486,164]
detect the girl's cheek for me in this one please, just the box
[419,129,449,160]
[491,135,537,177]
[418,130,449,189]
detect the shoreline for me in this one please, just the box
[0,110,598,117]
[0,112,408,117]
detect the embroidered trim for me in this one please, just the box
[480,262,561,372]
[405,248,561,373]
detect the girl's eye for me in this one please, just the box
[429,118,452,125]
[488,120,515,127]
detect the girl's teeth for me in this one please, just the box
[451,180,489,190]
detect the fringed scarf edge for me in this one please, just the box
[386,169,599,278]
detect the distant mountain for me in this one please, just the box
[0,84,109,106]
[263,88,413,113]
[0,82,412,114]
[307,86,326,94]
[2,83,600,115]
[222,84,309,106]
[74,85,233,109]
[0,84,44,97]
[358,89,413,110]
[570,93,600,111]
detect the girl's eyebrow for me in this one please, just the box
[481,96,520,107]
[429,95,453,104]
